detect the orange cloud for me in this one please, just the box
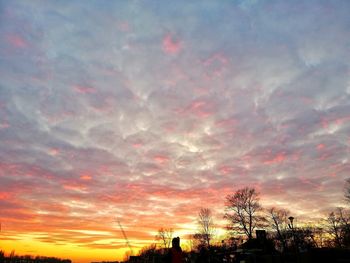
[80,174,92,181]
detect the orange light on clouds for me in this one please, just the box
[80,175,92,181]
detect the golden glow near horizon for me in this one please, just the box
[0,239,129,263]
[0,219,232,262]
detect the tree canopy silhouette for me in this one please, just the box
[196,207,215,247]
[224,187,266,240]
[155,227,173,249]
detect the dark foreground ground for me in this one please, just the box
[126,248,350,263]
[1,248,350,263]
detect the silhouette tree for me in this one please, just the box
[327,207,350,248]
[267,207,289,251]
[224,187,266,240]
[155,227,173,249]
[345,178,350,204]
[196,208,215,247]
[0,251,4,263]
[138,243,157,257]
[327,210,343,247]
[290,226,320,251]
[302,224,325,248]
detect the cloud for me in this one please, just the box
[162,33,182,55]
[0,0,350,261]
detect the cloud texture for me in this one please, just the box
[0,0,350,261]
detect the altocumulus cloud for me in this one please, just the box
[0,0,350,252]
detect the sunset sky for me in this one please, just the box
[1,0,350,262]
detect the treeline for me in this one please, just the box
[0,251,71,263]
[131,180,350,262]
[218,186,350,250]
[160,183,350,251]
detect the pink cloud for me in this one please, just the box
[153,155,169,164]
[298,176,322,191]
[6,34,27,48]
[162,33,182,54]
[219,165,235,175]
[63,183,87,192]
[216,118,238,128]
[117,21,131,32]
[0,192,11,200]
[317,144,325,150]
[0,121,10,129]
[262,181,285,196]
[132,143,143,148]
[49,148,60,156]
[73,84,97,94]
[176,100,216,118]
[321,115,350,129]
[335,116,350,125]
[318,151,332,161]
[202,53,229,79]
[188,101,213,117]
[263,152,286,165]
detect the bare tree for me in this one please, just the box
[224,187,266,240]
[196,208,215,247]
[345,178,350,204]
[292,226,320,250]
[326,207,350,248]
[327,210,343,247]
[267,207,289,251]
[155,227,173,249]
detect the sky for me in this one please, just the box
[1,0,350,262]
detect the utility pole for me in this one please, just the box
[288,216,299,263]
